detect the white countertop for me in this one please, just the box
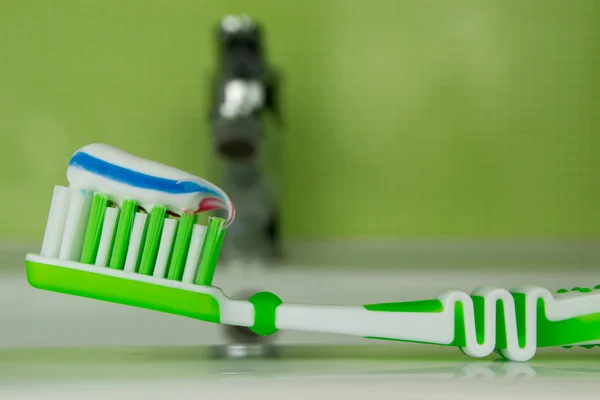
[2,247,600,399]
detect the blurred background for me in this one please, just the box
[1,2,600,395]
[0,0,599,266]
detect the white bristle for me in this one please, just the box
[152,218,178,278]
[124,212,147,273]
[59,189,93,261]
[40,186,72,258]
[181,224,208,284]
[94,207,120,267]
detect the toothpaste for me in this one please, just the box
[66,143,235,227]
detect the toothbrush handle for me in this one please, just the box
[260,285,600,362]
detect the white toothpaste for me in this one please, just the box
[66,143,235,227]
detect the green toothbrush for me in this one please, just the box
[25,143,600,362]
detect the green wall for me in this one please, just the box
[1,0,598,240]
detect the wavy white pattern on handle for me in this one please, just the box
[275,285,600,362]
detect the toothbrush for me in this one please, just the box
[25,144,600,362]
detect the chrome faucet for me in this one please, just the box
[208,15,283,264]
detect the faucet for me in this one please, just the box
[208,15,283,265]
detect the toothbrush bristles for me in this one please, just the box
[41,186,225,286]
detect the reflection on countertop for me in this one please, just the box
[1,345,599,384]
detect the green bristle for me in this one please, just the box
[166,212,197,281]
[214,227,226,261]
[80,193,109,264]
[103,205,120,263]
[108,199,137,270]
[211,226,226,270]
[134,213,149,273]
[137,205,166,276]
[196,217,225,286]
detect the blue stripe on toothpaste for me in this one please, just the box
[69,152,221,198]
